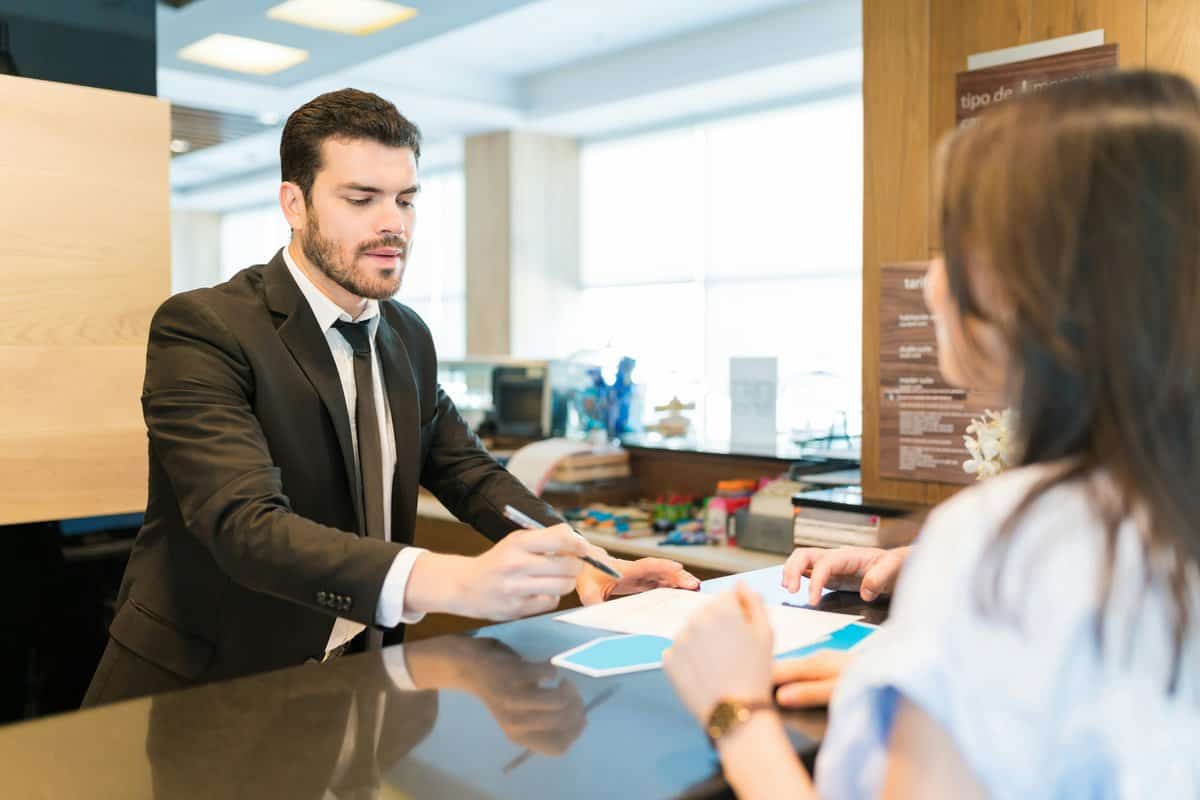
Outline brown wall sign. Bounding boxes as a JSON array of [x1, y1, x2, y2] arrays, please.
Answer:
[[878, 263, 1004, 484], [956, 43, 1119, 126]]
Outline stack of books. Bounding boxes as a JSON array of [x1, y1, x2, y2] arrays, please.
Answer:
[[549, 449, 631, 483], [541, 449, 639, 507], [790, 487, 912, 548]]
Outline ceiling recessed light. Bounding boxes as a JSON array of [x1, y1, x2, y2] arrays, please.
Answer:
[[177, 33, 308, 76], [169, 138, 191, 154], [267, 0, 418, 36]]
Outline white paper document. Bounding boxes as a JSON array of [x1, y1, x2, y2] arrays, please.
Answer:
[[555, 588, 859, 655]]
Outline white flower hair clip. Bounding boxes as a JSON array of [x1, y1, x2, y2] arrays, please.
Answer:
[[963, 408, 1013, 480]]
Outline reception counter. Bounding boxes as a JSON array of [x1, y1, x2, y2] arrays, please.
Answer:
[[0, 573, 883, 799]]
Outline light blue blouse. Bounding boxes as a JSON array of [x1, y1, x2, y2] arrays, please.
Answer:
[[815, 464, 1200, 799]]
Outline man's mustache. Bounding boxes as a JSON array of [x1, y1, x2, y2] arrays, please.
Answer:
[[358, 237, 408, 258]]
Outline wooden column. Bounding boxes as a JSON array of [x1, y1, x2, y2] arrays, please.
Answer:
[[0, 75, 169, 524], [464, 131, 580, 357]]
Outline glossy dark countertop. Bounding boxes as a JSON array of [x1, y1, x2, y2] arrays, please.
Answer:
[[0, 570, 884, 799]]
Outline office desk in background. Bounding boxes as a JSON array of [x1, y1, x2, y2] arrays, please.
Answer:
[[0, 571, 883, 800], [416, 494, 787, 576]]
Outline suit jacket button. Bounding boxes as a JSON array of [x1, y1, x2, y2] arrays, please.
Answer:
[[343, 598, 353, 611], [317, 591, 327, 605]]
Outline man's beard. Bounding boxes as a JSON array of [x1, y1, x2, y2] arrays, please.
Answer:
[[300, 207, 408, 301]]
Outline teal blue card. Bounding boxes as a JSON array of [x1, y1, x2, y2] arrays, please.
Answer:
[[552, 635, 673, 676], [775, 621, 876, 659], [552, 622, 877, 678]]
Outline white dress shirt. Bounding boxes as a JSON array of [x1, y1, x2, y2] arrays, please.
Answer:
[[282, 247, 427, 657]]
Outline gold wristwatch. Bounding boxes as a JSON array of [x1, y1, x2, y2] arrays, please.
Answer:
[[706, 698, 776, 741]]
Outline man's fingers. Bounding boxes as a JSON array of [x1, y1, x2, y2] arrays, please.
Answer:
[[513, 593, 560, 618], [574, 576, 606, 606], [512, 525, 590, 557], [632, 559, 700, 590], [511, 551, 585, 579], [638, 558, 685, 578], [508, 576, 578, 598], [775, 678, 838, 709]]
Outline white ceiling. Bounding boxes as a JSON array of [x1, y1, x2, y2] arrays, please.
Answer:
[[163, 0, 862, 211]]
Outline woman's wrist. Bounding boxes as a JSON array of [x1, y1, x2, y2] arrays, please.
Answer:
[[714, 705, 780, 756], [716, 709, 814, 799]]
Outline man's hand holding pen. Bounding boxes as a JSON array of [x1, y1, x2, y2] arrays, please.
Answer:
[[406, 524, 589, 621], [502, 504, 702, 605]]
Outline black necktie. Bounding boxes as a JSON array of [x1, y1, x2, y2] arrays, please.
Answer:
[[332, 319, 386, 543]]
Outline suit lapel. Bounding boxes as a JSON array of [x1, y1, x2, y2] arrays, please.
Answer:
[[261, 252, 365, 535], [374, 311, 421, 543]]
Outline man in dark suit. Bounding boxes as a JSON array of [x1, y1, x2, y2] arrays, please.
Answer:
[[83, 88, 697, 706]]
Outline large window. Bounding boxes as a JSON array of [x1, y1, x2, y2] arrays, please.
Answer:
[[571, 94, 863, 444], [217, 168, 466, 358]]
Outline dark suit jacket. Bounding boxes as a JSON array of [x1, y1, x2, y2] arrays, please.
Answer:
[[86, 251, 561, 703]]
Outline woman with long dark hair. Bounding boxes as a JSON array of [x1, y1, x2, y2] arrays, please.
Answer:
[[665, 70, 1200, 797]]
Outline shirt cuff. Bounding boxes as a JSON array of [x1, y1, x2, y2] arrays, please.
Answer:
[[375, 547, 429, 628]]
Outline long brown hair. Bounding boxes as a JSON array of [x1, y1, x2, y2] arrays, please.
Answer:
[[935, 71, 1200, 688]]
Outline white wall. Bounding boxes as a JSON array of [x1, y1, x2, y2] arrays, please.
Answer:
[[170, 209, 222, 294]]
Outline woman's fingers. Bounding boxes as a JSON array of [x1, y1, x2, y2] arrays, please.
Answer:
[[775, 677, 839, 708], [771, 650, 848, 684]]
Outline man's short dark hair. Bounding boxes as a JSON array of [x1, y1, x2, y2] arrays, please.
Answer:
[[280, 88, 422, 201]]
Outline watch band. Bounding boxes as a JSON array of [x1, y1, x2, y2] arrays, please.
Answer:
[[706, 698, 777, 741]]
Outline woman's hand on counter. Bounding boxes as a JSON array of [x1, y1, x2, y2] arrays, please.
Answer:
[[772, 650, 852, 708], [662, 582, 774, 724], [574, 546, 700, 605], [782, 545, 909, 605], [665, 583, 817, 800]]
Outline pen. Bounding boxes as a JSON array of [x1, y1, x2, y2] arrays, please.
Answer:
[[502, 504, 623, 580]]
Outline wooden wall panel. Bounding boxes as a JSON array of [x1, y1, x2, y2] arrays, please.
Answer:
[[1032, 0, 1146, 64], [862, 0, 944, 505], [0, 430, 148, 523], [1148, 0, 1200, 79], [929, 0, 1034, 156], [864, 0, 1161, 507], [0, 75, 169, 524]]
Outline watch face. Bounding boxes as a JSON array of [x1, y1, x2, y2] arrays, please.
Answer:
[[707, 701, 739, 739]]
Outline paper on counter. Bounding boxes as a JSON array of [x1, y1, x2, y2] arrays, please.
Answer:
[[701, 564, 830, 606], [555, 588, 858, 655]]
